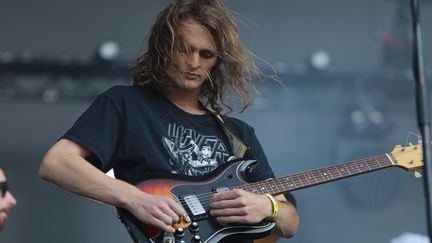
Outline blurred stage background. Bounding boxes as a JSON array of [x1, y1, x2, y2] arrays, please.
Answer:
[[0, 0, 431, 242]]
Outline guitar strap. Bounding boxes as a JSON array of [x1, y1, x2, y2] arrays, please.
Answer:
[[204, 105, 253, 160]]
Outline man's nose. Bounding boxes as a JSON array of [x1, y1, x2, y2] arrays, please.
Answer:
[[187, 52, 200, 69], [5, 192, 17, 207]]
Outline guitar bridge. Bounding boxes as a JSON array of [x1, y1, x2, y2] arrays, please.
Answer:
[[183, 195, 207, 220]]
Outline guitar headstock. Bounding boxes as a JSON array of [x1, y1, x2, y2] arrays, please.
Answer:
[[390, 143, 424, 171]]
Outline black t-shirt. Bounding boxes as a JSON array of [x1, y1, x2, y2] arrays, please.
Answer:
[[62, 85, 277, 183], [61, 85, 295, 242]]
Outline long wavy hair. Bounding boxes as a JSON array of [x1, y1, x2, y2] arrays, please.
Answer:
[[132, 0, 266, 113]]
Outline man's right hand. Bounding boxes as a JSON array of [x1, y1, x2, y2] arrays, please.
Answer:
[[126, 191, 187, 233]]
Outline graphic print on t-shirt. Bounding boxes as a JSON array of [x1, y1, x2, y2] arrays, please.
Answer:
[[162, 123, 230, 176]]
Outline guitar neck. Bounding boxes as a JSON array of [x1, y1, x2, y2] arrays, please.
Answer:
[[236, 154, 394, 195]]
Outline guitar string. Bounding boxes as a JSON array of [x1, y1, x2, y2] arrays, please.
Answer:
[[178, 158, 389, 207], [174, 156, 390, 213], [179, 164, 371, 211], [188, 156, 388, 200]]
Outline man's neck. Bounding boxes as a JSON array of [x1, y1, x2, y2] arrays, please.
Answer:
[[165, 89, 206, 115]]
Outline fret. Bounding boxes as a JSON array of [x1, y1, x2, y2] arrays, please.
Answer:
[[375, 157, 383, 168], [364, 159, 373, 170], [327, 166, 341, 179], [273, 178, 285, 194], [356, 160, 368, 172], [307, 173, 315, 186], [345, 164, 353, 175], [340, 164, 351, 176], [364, 160, 372, 170], [322, 168, 333, 181], [282, 178, 291, 191], [336, 164, 349, 177], [331, 166, 342, 179], [344, 163, 354, 175], [320, 169, 329, 182], [383, 157, 392, 166], [368, 159, 381, 170], [377, 157, 384, 166], [305, 172, 318, 185], [282, 176, 296, 190], [293, 174, 305, 188], [256, 184, 266, 194], [297, 173, 309, 187], [236, 153, 397, 195], [382, 155, 392, 166], [278, 178, 289, 192], [330, 167, 338, 179], [265, 179, 274, 194], [242, 184, 257, 194], [295, 173, 304, 187], [260, 181, 269, 194], [311, 170, 325, 183], [267, 180, 277, 194], [343, 163, 352, 175], [348, 162, 361, 174], [352, 162, 362, 174]]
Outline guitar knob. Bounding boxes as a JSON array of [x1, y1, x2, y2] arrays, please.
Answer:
[[189, 221, 200, 233], [175, 227, 185, 238], [191, 235, 201, 243]]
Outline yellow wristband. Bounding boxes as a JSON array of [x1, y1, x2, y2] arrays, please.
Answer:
[[264, 193, 279, 221]]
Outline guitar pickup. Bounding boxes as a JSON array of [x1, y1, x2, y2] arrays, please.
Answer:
[[183, 195, 207, 220]]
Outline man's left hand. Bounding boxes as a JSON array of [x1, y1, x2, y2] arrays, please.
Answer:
[[210, 189, 272, 224]]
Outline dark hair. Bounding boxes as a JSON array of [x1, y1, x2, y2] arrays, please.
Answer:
[[132, 0, 266, 113]]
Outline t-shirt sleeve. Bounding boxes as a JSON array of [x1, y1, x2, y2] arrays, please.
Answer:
[[61, 94, 122, 172], [245, 126, 297, 207]]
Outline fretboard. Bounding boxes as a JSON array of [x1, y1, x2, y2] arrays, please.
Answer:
[[236, 154, 394, 195]]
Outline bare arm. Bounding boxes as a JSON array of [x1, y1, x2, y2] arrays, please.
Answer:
[[271, 194, 299, 238], [39, 139, 186, 233]]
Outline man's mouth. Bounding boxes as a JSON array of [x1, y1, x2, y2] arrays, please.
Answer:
[[182, 72, 200, 79], [0, 211, 7, 220]]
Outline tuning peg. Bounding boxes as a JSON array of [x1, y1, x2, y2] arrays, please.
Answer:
[[414, 171, 422, 178]]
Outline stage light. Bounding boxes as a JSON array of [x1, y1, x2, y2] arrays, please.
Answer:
[[350, 110, 366, 125], [369, 110, 384, 125], [0, 51, 15, 63], [309, 50, 331, 71], [342, 102, 392, 138], [97, 40, 120, 62], [42, 88, 60, 103], [18, 52, 32, 63]]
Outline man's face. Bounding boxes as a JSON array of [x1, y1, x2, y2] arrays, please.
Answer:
[[168, 18, 218, 94], [0, 169, 17, 230]]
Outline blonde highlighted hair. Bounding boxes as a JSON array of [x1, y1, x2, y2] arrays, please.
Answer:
[[132, 0, 266, 113]]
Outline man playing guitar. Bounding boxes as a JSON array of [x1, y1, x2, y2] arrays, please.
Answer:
[[39, 0, 299, 242]]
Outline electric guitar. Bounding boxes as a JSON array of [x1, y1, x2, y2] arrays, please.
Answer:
[[117, 143, 424, 243]]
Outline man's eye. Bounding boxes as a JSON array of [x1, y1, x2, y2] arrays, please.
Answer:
[[200, 51, 215, 59], [0, 181, 8, 197]]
